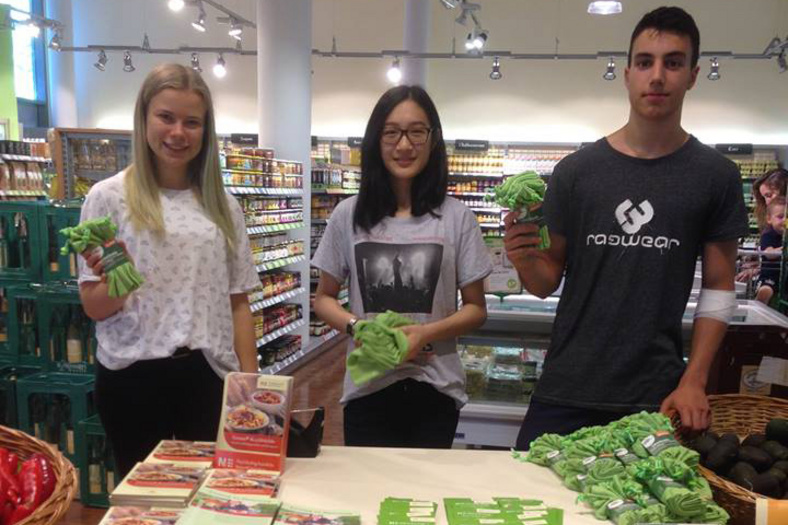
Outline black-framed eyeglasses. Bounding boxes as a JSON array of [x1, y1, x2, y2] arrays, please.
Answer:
[[381, 126, 433, 146]]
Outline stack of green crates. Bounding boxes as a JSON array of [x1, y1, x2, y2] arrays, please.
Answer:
[[0, 200, 111, 506], [76, 415, 116, 508]]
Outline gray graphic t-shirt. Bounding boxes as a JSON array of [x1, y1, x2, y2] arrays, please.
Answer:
[[311, 196, 493, 407], [536, 136, 749, 411]]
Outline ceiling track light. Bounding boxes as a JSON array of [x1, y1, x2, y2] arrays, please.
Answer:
[[142, 33, 151, 52], [603, 57, 616, 80], [439, 0, 459, 8], [228, 18, 243, 39], [213, 53, 227, 78], [455, 1, 480, 26], [489, 56, 502, 80], [191, 52, 203, 72], [168, 0, 185, 12], [465, 28, 487, 55], [778, 51, 787, 74], [387, 58, 402, 84], [192, 3, 207, 33], [94, 49, 108, 71], [123, 50, 136, 72], [588, 1, 623, 15], [48, 28, 62, 51], [707, 57, 720, 81]]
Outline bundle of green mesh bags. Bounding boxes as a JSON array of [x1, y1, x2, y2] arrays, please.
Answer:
[[513, 411, 729, 524]]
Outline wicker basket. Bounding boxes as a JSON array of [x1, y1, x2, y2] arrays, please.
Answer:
[[0, 425, 78, 525], [676, 394, 788, 525]]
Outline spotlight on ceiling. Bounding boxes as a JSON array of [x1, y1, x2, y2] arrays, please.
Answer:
[[168, 0, 185, 12], [123, 50, 136, 73], [707, 57, 720, 81], [387, 58, 402, 84], [213, 53, 227, 78], [94, 49, 108, 71], [228, 18, 243, 40], [48, 28, 62, 51], [489, 56, 502, 80], [439, 0, 459, 8], [191, 52, 203, 73], [587, 1, 622, 15], [191, 3, 207, 32], [603, 57, 616, 80]]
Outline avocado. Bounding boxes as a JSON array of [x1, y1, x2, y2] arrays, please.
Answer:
[[766, 467, 787, 486], [703, 439, 739, 475], [727, 461, 758, 490], [766, 419, 788, 446], [773, 460, 788, 473], [742, 434, 767, 448], [751, 472, 783, 498], [739, 445, 775, 472], [720, 433, 741, 445], [762, 440, 788, 462], [692, 435, 718, 458]]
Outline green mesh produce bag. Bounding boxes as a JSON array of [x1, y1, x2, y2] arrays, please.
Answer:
[[486, 171, 550, 249]]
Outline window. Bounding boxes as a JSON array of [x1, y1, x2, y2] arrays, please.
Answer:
[[3, 0, 37, 101]]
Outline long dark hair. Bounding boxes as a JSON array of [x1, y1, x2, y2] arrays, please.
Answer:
[[353, 85, 448, 232]]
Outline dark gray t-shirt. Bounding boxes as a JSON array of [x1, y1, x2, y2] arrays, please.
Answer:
[[535, 136, 749, 411]]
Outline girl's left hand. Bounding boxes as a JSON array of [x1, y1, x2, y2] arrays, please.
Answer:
[[400, 325, 433, 362]]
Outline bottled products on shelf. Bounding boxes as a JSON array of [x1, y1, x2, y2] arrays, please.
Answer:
[[459, 344, 544, 404], [447, 151, 505, 175], [221, 147, 304, 189], [253, 304, 303, 340], [251, 239, 304, 266], [258, 335, 301, 368], [250, 271, 302, 305], [504, 148, 574, 175]]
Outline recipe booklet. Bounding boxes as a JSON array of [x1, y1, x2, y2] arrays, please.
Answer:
[[178, 486, 281, 525], [110, 463, 206, 508], [201, 468, 281, 498], [274, 504, 361, 525], [145, 440, 216, 467], [214, 372, 294, 472], [97, 506, 184, 525]]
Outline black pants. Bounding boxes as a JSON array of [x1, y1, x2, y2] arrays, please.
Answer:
[[515, 398, 640, 451], [343, 378, 460, 448], [96, 350, 224, 479]]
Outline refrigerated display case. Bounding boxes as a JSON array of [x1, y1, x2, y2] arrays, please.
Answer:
[[454, 295, 788, 448]]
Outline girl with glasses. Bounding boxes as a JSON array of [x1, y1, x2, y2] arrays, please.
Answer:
[[312, 85, 492, 448]]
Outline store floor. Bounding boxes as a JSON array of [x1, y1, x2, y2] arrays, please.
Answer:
[[63, 335, 348, 524]]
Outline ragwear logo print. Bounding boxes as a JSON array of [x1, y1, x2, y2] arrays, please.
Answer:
[[615, 199, 654, 234], [586, 199, 682, 252]]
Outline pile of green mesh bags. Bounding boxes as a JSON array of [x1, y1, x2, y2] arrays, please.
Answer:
[[513, 412, 729, 525]]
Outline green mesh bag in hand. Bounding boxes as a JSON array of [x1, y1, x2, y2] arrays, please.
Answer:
[[60, 216, 144, 298], [486, 171, 550, 250], [346, 310, 414, 385]]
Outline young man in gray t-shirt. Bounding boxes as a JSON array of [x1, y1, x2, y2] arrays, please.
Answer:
[[504, 7, 748, 449]]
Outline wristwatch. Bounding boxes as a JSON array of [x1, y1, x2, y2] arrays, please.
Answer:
[[346, 317, 359, 336]]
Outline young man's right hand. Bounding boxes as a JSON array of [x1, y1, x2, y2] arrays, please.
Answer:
[[503, 211, 551, 268]]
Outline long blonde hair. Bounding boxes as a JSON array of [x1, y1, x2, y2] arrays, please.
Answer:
[[125, 63, 237, 251]]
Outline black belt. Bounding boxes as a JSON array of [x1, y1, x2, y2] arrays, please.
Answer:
[[171, 346, 194, 359]]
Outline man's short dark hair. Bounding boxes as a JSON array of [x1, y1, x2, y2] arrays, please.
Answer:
[[628, 7, 700, 68]]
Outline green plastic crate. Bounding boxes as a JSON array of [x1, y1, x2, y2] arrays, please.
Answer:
[[6, 283, 45, 367], [15, 372, 95, 463], [0, 201, 44, 282], [39, 202, 82, 283], [37, 282, 96, 374], [0, 365, 41, 427], [0, 279, 25, 358], [76, 414, 115, 508]]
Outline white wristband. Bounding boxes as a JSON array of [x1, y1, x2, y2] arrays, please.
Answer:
[[694, 288, 736, 324]]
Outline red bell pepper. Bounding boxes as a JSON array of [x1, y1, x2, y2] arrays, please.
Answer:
[[0, 450, 20, 506], [28, 454, 54, 502], [4, 453, 17, 477], [7, 460, 45, 525]]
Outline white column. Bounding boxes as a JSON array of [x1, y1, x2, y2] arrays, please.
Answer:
[[402, 0, 430, 87], [45, 0, 78, 127], [257, 0, 313, 349]]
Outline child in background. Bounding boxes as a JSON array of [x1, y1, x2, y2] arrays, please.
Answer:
[[755, 196, 786, 306]]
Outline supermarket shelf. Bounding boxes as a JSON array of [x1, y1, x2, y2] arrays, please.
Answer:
[[311, 219, 328, 224], [312, 187, 359, 195], [255, 254, 306, 272], [455, 401, 528, 448], [447, 192, 490, 197], [449, 172, 504, 179], [261, 329, 348, 375], [256, 318, 306, 347], [468, 207, 502, 213], [223, 168, 302, 177], [0, 190, 48, 198], [479, 223, 503, 229], [0, 154, 50, 163], [250, 287, 307, 313], [247, 222, 305, 235], [227, 186, 303, 196]]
